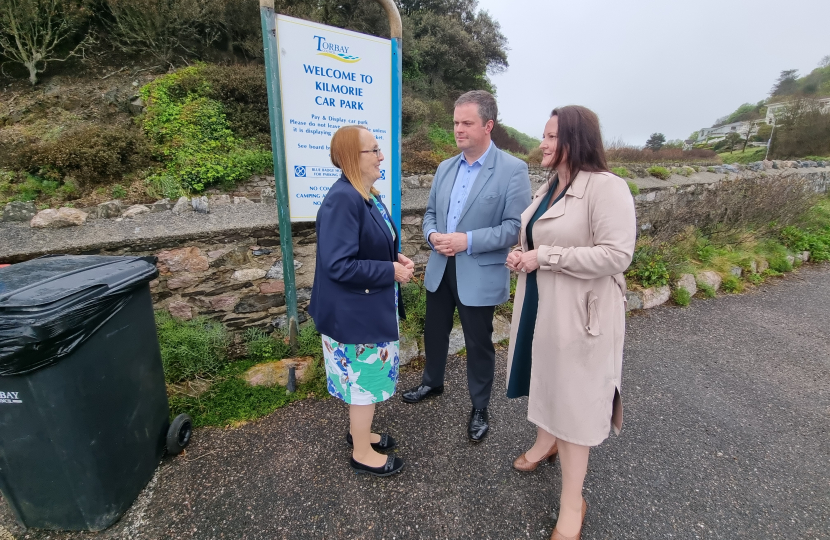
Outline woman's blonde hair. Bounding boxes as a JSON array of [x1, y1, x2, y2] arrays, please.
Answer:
[[330, 125, 380, 200]]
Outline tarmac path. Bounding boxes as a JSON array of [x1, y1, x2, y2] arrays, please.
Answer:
[[2, 265, 829, 540]]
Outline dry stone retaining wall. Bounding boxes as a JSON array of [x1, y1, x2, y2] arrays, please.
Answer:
[[2, 166, 828, 332]]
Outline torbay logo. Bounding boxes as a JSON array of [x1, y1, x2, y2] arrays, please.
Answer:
[[314, 35, 360, 63], [0, 391, 22, 404]]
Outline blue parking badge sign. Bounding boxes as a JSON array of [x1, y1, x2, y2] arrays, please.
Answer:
[[294, 166, 306, 177]]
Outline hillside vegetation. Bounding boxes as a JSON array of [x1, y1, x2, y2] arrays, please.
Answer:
[[0, 0, 537, 208], [696, 56, 830, 159]]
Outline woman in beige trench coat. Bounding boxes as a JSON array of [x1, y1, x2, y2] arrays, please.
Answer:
[[505, 105, 636, 540]]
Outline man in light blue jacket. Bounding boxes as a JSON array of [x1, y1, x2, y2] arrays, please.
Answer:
[[402, 90, 532, 442]]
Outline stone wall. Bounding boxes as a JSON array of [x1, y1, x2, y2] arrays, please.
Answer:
[[633, 167, 830, 238], [2, 164, 829, 331], [0, 198, 318, 331]]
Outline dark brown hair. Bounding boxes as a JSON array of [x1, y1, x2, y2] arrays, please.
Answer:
[[547, 105, 609, 190]]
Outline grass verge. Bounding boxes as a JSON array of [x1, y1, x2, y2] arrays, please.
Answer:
[[626, 196, 830, 297], [163, 318, 327, 428], [168, 356, 326, 428], [718, 147, 766, 164]]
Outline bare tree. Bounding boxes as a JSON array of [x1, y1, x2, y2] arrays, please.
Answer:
[[0, 0, 93, 85], [723, 132, 742, 154], [105, 0, 200, 64], [740, 121, 760, 153]]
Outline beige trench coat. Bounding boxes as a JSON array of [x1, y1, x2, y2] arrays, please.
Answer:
[[506, 170, 636, 446]]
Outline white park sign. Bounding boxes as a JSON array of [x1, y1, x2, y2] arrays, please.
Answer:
[[275, 15, 392, 221]]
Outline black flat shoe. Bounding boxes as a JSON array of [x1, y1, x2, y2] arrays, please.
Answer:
[[350, 455, 405, 477], [468, 407, 489, 442], [346, 432, 397, 451], [401, 384, 444, 403]]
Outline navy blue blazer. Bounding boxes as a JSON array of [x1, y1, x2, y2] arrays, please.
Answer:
[[308, 175, 405, 344]]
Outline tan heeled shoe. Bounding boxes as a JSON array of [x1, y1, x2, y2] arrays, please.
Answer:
[[550, 499, 587, 540], [512, 441, 558, 471]]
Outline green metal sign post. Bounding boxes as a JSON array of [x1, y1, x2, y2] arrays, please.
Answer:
[[259, 0, 300, 349], [259, 0, 402, 351]]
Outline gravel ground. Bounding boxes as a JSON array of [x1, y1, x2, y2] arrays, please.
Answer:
[[1, 265, 829, 540]]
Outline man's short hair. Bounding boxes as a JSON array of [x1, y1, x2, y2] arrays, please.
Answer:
[[454, 90, 497, 126]]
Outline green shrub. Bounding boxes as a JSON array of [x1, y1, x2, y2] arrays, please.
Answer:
[[674, 166, 696, 177], [243, 327, 291, 361], [747, 273, 763, 285], [647, 166, 671, 180], [19, 175, 57, 201], [495, 275, 517, 318], [140, 65, 272, 192], [12, 125, 148, 185], [697, 283, 716, 298], [200, 64, 270, 141], [163, 145, 272, 193], [0, 173, 77, 204], [243, 323, 323, 362], [768, 254, 793, 273], [695, 238, 716, 264], [167, 321, 328, 428], [427, 124, 455, 148], [294, 322, 326, 360], [400, 280, 428, 339], [611, 166, 633, 178], [721, 275, 744, 293], [781, 225, 830, 262], [627, 181, 639, 196], [111, 184, 128, 199], [672, 287, 691, 306], [155, 311, 230, 384], [626, 242, 670, 287], [146, 173, 186, 200], [168, 355, 326, 427], [402, 96, 430, 132]]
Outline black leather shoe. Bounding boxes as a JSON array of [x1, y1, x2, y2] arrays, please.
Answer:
[[401, 384, 444, 403], [468, 408, 489, 442], [350, 455, 405, 477], [346, 432, 397, 451]]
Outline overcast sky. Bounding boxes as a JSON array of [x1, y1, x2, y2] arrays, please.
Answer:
[[476, 0, 830, 146]]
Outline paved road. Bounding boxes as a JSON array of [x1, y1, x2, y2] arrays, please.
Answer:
[[2, 266, 829, 540]]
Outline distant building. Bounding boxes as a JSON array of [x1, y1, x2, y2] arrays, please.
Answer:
[[692, 96, 830, 146], [697, 120, 761, 143], [766, 97, 830, 124]]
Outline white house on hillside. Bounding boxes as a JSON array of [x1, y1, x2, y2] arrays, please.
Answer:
[[697, 120, 760, 143], [766, 97, 830, 123], [693, 96, 830, 146]]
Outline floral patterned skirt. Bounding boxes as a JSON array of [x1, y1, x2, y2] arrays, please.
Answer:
[[322, 336, 400, 405]]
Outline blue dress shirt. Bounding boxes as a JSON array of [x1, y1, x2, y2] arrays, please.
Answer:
[[427, 142, 493, 254]]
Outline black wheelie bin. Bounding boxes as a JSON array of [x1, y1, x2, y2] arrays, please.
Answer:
[[0, 255, 191, 531]]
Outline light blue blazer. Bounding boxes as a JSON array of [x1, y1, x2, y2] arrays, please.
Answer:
[[422, 146, 532, 306]]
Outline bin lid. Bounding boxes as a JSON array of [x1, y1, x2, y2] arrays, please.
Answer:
[[0, 255, 158, 310], [0, 255, 159, 376]]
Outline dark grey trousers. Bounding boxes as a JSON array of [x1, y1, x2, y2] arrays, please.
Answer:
[[421, 257, 496, 409]]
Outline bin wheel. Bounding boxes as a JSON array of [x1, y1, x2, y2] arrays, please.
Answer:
[[167, 414, 192, 455]]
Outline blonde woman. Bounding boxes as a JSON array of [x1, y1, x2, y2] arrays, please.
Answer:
[[308, 125, 414, 476], [505, 106, 636, 539]]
